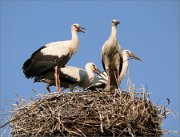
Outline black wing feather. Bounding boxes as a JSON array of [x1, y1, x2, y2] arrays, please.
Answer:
[[22, 45, 70, 79], [23, 46, 45, 70], [119, 51, 123, 75], [34, 68, 77, 85], [101, 54, 106, 71]]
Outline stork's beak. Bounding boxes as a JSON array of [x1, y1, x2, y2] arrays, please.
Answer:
[[129, 53, 142, 61], [116, 21, 120, 25], [99, 71, 107, 77], [79, 27, 85, 33], [93, 67, 103, 76]]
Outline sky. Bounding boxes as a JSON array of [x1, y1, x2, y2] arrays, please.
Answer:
[[0, 0, 180, 136]]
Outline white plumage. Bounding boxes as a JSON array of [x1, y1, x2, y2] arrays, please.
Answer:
[[41, 42, 70, 57], [101, 19, 123, 90], [89, 50, 141, 90], [119, 50, 142, 83], [34, 62, 101, 92], [23, 23, 85, 93]]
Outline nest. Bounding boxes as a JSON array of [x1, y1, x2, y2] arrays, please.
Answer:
[[9, 90, 168, 137]]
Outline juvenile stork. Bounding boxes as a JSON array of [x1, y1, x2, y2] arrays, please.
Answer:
[[119, 50, 142, 83], [88, 50, 141, 90], [22, 23, 85, 93], [34, 62, 101, 92], [101, 19, 123, 90]]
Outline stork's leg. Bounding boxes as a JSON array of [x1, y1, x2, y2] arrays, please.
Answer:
[[106, 69, 110, 86], [118, 73, 121, 86], [57, 70, 60, 93], [114, 71, 119, 88], [105, 69, 111, 91], [54, 66, 61, 93], [46, 84, 52, 93]]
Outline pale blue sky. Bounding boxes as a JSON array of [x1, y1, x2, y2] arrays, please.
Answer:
[[0, 0, 180, 135]]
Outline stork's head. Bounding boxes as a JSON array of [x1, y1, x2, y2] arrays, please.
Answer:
[[86, 62, 99, 73], [123, 50, 142, 61], [112, 19, 120, 27], [72, 23, 85, 33]]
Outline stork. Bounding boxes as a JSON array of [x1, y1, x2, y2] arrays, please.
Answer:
[[88, 50, 141, 90], [87, 71, 108, 91], [119, 49, 141, 83], [101, 19, 123, 91], [22, 23, 85, 93], [34, 62, 101, 92]]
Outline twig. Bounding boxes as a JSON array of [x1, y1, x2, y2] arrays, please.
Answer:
[[75, 127, 87, 137], [0, 98, 44, 128]]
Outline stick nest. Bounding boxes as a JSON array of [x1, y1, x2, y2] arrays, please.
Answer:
[[10, 90, 168, 137]]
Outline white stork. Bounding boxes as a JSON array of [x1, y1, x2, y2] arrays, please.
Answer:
[[34, 62, 101, 92], [119, 49, 141, 83], [88, 50, 141, 90], [101, 19, 123, 91], [22, 23, 85, 93]]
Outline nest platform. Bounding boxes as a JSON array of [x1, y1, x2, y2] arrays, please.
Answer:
[[10, 90, 168, 136]]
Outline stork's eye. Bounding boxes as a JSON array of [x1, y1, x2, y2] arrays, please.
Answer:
[[92, 64, 96, 69], [73, 25, 77, 28]]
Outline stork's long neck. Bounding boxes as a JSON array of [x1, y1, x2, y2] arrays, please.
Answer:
[[85, 67, 95, 85], [120, 54, 129, 81], [110, 26, 117, 41], [71, 30, 79, 54]]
